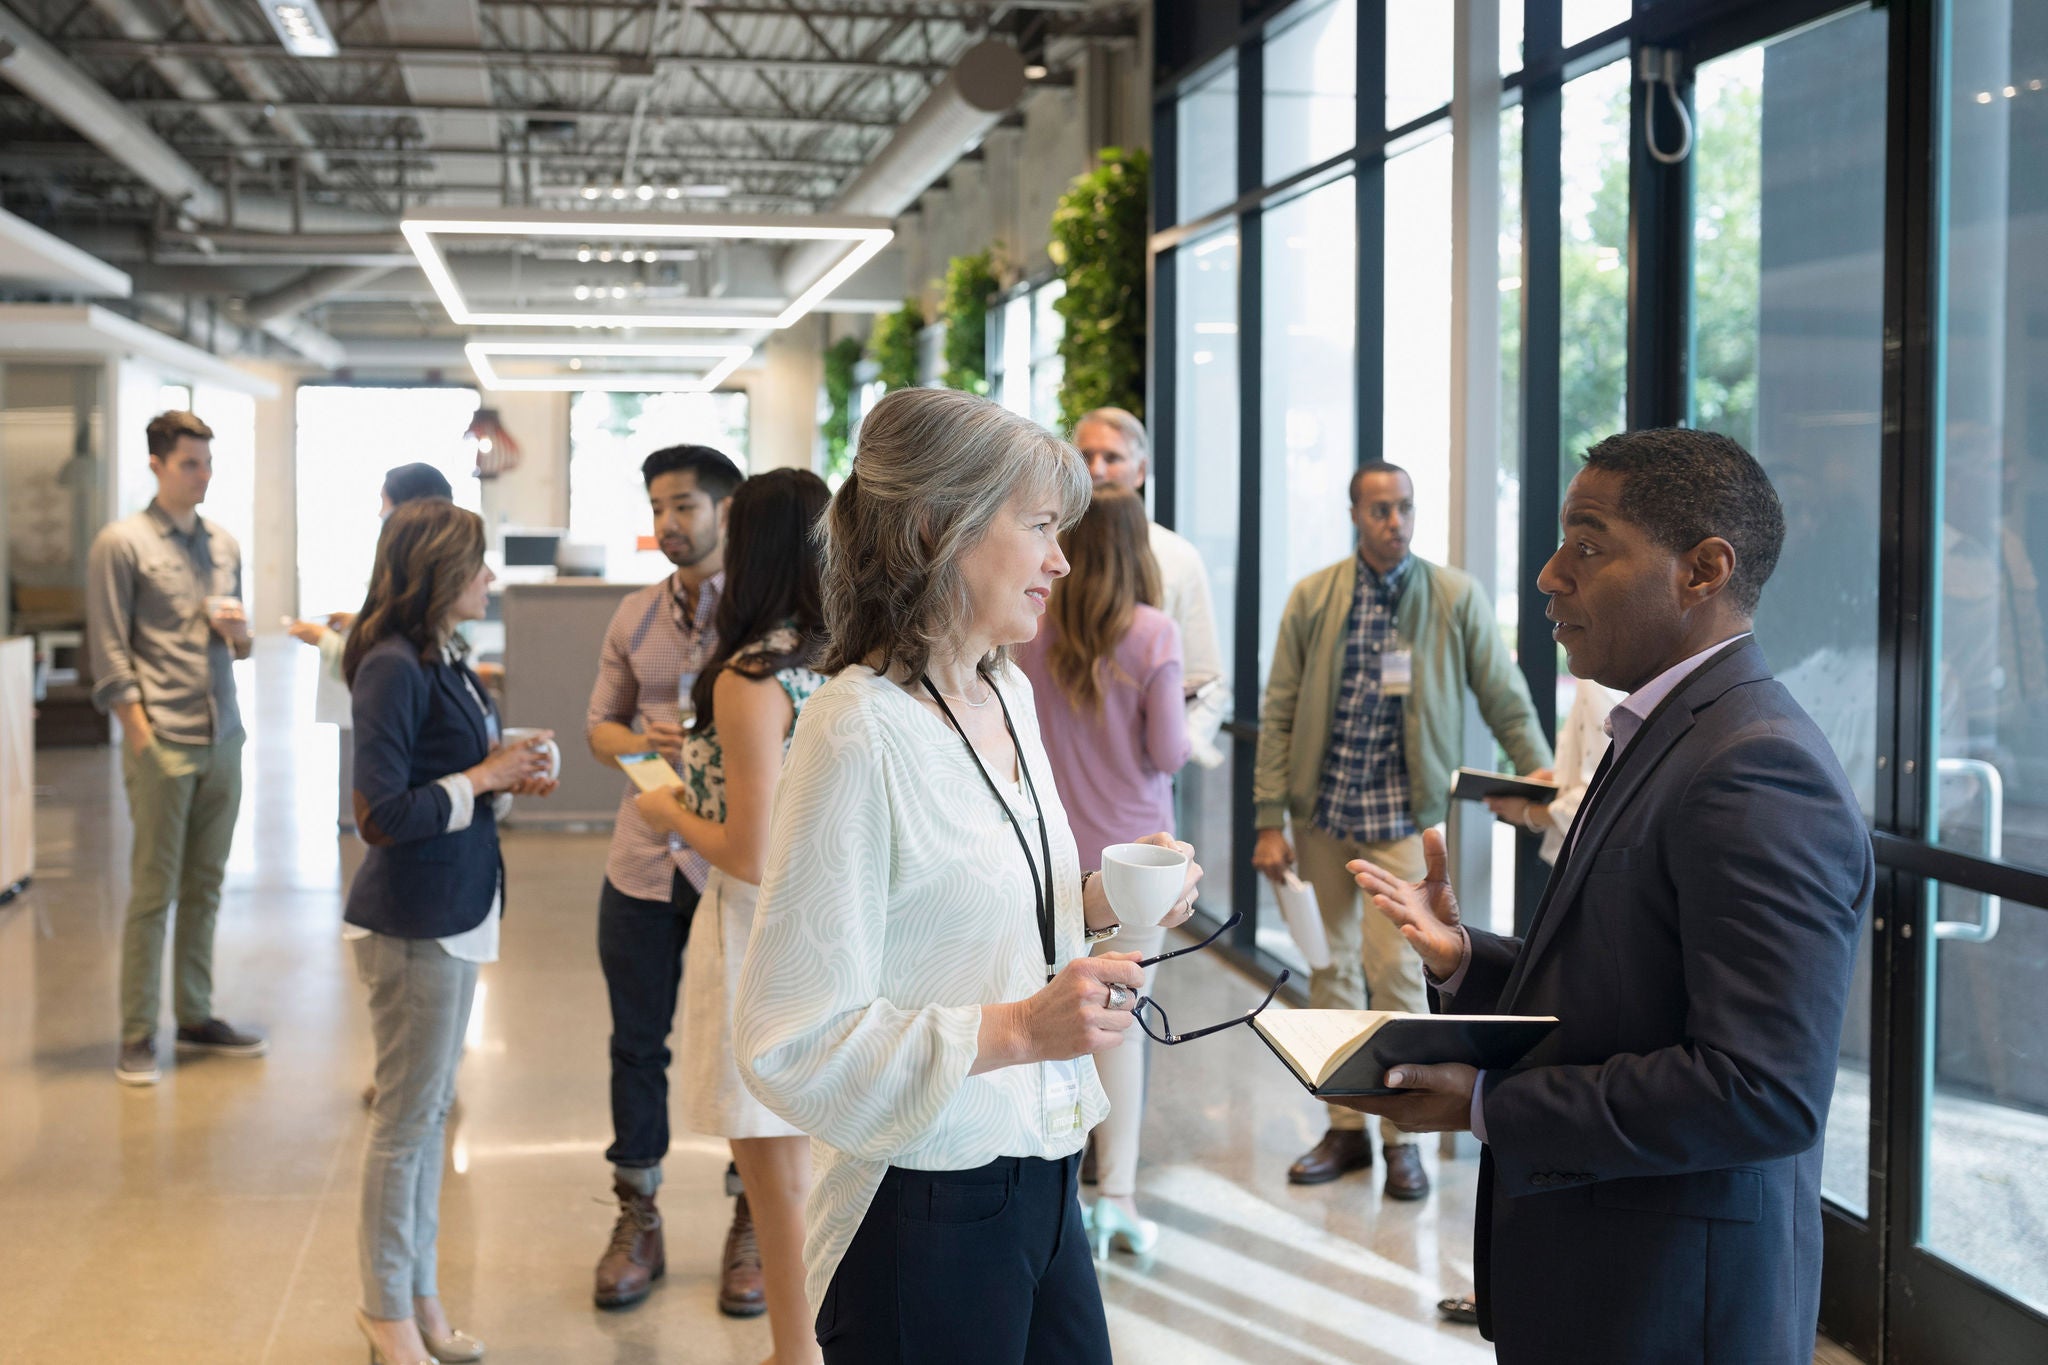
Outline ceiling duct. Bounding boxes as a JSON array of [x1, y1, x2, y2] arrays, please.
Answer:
[[0, 4, 223, 218], [86, 0, 264, 167], [242, 264, 394, 326], [779, 39, 1026, 299]]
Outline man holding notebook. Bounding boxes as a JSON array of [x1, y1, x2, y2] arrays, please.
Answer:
[[1345, 429, 1870, 1364], [1252, 461, 1550, 1199]]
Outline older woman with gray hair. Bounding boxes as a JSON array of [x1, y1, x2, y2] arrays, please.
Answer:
[[735, 388, 1205, 1363]]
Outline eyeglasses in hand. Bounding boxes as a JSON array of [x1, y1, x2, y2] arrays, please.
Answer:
[[1125, 910, 1290, 1045]]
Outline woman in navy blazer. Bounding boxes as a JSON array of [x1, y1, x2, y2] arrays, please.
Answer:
[[341, 500, 556, 1365]]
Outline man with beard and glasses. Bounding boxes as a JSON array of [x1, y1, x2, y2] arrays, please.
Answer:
[[582, 444, 763, 1315]]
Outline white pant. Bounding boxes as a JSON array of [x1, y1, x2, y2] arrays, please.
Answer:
[[1089, 918, 1166, 1197]]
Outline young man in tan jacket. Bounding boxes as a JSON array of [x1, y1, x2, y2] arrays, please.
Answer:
[[1252, 462, 1550, 1199]]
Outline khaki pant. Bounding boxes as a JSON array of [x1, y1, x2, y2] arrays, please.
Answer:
[[1295, 826, 1428, 1142], [119, 732, 244, 1041]]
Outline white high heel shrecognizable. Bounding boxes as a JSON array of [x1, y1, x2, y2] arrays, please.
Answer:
[[353, 1308, 436, 1365], [418, 1320, 485, 1363], [1087, 1197, 1159, 1259]]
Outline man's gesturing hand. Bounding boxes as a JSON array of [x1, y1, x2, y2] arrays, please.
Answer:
[[1347, 827, 1464, 980]]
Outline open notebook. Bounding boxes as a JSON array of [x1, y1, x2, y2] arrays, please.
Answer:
[[1252, 1009, 1559, 1097]]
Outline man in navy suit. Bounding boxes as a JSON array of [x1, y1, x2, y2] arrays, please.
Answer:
[[1346, 428, 1871, 1364]]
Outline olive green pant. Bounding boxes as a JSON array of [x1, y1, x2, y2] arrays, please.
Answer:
[[1294, 826, 1429, 1143], [119, 732, 244, 1042]]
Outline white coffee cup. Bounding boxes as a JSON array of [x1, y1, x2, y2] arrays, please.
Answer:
[[204, 595, 249, 640], [499, 726, 561, 781], [1101, 842, 1190, 928]]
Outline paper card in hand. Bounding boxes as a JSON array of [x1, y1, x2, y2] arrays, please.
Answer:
[[1452, 767, 1561, 804], [1252, 1009, 1559, 1097], [618, 751, 684, 794]]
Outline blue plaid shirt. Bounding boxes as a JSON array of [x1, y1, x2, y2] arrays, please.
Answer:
[[1312, 555, 1417, 843]]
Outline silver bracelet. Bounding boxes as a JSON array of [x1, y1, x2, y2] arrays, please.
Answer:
[[1521, 805, 1546, 833], [1080, 870, 1119, 943]]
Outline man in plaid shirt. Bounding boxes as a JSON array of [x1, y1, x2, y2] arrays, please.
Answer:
[[1253, 462, 1551, 1201], [582, 444, 764, 1315]]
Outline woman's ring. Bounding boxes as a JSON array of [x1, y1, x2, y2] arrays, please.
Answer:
[[1106, 982, 1133, 1011]]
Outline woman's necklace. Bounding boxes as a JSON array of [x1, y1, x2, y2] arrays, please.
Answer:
[[933, 680, 994, 708]]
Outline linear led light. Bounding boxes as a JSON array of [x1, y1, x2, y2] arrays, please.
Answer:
[[465, 340, 754, 393], [402, 210, 893, 331], [265, 2, 338, 58]]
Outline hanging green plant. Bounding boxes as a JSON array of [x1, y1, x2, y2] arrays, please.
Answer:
[[1050, 147, 1149, 428], [869, 298, 925, 393], [821, 335, 863, 480], [940, 250, 999, 394]]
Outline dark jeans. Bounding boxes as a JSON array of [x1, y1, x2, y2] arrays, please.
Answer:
[[814, 1155, 1111, 1365], [597, 873, 700, 1168]]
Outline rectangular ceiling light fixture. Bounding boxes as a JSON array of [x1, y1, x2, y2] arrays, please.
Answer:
[[464, 339, 754, 393], [266, 2, 338, 58], [402, 209, 893, 331]]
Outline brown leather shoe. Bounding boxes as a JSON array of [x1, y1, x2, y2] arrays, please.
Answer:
[[594, 1180, 665, 1309], [717, 1193, 766, 1318], [1287, 1127, 1374, 1185], [1383, 1142, 1431, 1200]]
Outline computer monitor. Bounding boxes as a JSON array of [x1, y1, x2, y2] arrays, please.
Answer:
[[502, 531, 563, 568]]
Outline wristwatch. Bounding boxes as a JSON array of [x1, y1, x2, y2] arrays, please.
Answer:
[[1081, 870, 1120, 943]]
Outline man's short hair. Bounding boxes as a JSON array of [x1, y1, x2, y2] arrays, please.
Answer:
[[1075, 407, 1149, 459], [1581, 428, 1786, 616], [1349, 461, 1410, 503], [382, 462, 454, 506], [146, 410, 214, 458], [641, 443, 743, 500]]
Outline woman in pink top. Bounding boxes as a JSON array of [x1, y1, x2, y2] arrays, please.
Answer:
[[1018, 481, 1191, 1256]]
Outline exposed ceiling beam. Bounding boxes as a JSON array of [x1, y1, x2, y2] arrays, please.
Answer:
[[478, 0, 1100, 13], [105, 98, 900, 130], [0, 141, 864, 174], [62, 39, 946, 79]]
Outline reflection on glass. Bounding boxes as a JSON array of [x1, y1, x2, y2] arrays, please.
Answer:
[[1824, 914, 1874, 1217], [2, 366, 104, 644], [296, 387, 484, 616], [1386, 0, 1453, 128], [1259, 179, 1357, 693], [1561, 0, 1631, 48], [1932, 0, 2048, 880], [1178, 57, 1239, 223], [1925, 885, 2048, 1313], [1502, 0, 1524, 75], [1559, 59, 1630, 473], [567, 389, 751, 582], [1174, 228, 1241, 926], [1266, 0, 1356, 184], [1383, 131, 1453, 566], [1176, 229, 1241, 683], [1922, 0, 2048, 1318]]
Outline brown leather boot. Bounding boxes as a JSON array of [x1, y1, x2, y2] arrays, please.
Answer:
[[717, 1193, 766, 1318], [594, 1180, 665, 1309], [1287, 1127, 1375, 1185]]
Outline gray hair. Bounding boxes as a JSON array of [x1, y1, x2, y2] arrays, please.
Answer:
[[821, 388, 1091, 678], [1075, 406, 1149, 460]]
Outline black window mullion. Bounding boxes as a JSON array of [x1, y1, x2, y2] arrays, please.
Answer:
[[1625, 27, 1693, 428], [1514, 0, 1565, 933], [1232, 33, 1265, 956], [1356, 1, 1386, 461]]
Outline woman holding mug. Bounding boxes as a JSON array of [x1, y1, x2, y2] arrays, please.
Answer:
[[632, 468, 832, 1365], [342, 500, 557, 1365], [735, 388, 1202, 1364], [1017, 481, 1191, 1256]]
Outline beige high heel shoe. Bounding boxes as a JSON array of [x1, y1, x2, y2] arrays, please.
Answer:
[[417, 1319, 485, 1363], [353, 1308, 436, 1365]]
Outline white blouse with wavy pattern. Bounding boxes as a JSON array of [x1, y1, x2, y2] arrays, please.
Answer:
[[734, 663, 1110, 1310]]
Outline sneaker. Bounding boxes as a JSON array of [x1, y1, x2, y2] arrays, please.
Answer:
[[174, 1018, 268, 1057], [116, 1036, 160, 1086]]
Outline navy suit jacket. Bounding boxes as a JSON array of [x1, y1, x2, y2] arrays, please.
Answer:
[[343, 634, 503, 939], [1455, 638, 1871, 1364]]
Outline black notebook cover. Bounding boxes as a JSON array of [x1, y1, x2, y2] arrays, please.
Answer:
[[1256, 1015, 1561, 1097], [1452, 767, 1561, 804]]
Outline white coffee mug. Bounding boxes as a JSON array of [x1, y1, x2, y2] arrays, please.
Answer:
[[499, 726, 561, 781], [1101, 842, 1190, 928], [204, 595, 249, 640]]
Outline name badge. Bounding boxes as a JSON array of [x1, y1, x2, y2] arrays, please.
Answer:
[[1043, 1061, 1083, 1141], [1380, 648, 1414, 697]]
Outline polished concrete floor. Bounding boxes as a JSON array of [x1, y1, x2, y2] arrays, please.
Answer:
[[0, 643, 1851, 1364]]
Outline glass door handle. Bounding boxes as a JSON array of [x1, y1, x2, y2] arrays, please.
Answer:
[[1933, 757, 2004, 943]]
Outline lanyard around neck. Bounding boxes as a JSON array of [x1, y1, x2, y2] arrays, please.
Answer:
[[922, 671, 1058, 982]]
